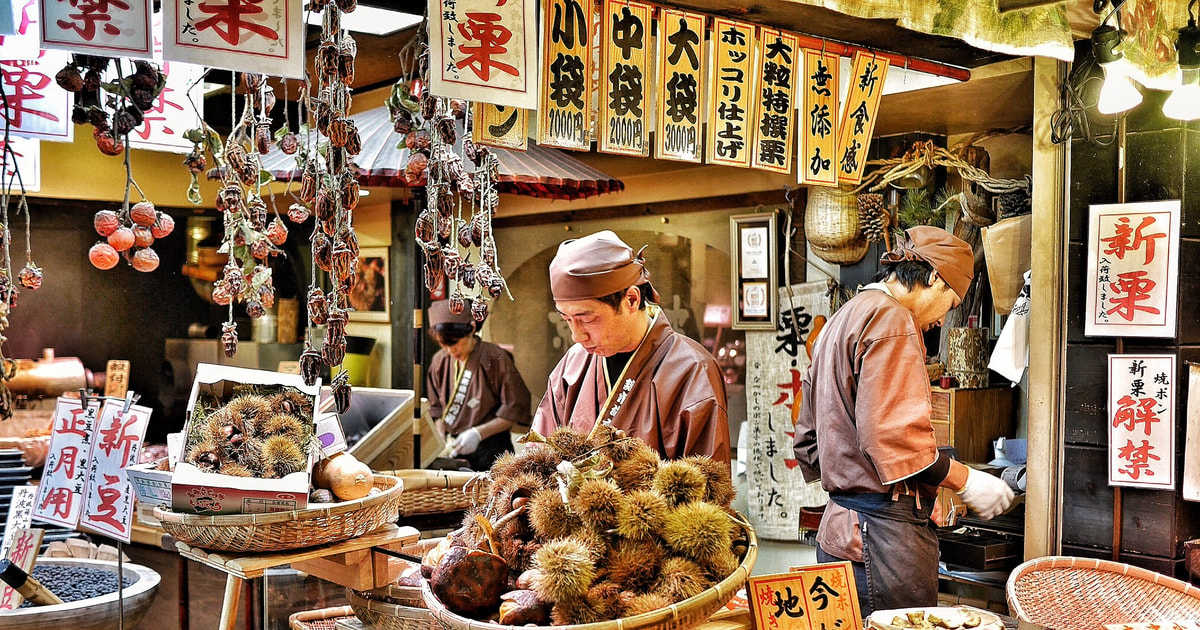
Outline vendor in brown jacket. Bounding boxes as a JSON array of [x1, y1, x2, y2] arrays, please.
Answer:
[[532, 230, 730, 464], [427, 299, 531, 471], [793, 226, 1013, 616]]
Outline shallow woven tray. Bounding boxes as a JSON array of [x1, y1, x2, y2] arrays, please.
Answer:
[[154, 474, 403, 552], [422, 514, 758, 630], [386, 470, 488, 517], [290, 605, 356, 630], [349, 587, 436, 630], [1007, 556, 1200, 630]]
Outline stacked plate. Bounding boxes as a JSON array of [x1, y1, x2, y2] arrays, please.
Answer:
[[0, 448, 76, 550]]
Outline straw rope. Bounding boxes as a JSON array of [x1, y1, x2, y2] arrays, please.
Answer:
[[849, 140, 1030, 196]]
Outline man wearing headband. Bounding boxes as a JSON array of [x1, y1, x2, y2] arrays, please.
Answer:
[[793, 226, 1013, 616], [533, 230, 730, 464], [427, 298, 531, 471]]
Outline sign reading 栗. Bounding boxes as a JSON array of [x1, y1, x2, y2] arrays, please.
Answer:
[[654, 8, 704, 163], [163, 0, 306, 78], [429, 0, 539, 109], [38, 0, 152, 59], [799, 49, 840, 187], [750, 28, 797, 174], [598, 0, 650, 157], [836, 51, 888, 185], [537, 0, 591, 150], [706, 18, 756, 169]]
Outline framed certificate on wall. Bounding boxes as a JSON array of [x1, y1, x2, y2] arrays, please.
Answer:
[[730, 211, 778, 330]]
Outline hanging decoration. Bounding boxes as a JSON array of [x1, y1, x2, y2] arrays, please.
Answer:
[[706, 17, 756, 169], [598, 0, 651, 157], [162, 0, 306, 79], [750, 28, 797, 174], [836, 51, 888, 185], [799, 48, 839, 187], [537, 0, 590, 151]]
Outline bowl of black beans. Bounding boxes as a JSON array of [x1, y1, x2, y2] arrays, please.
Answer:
[[0, 558, 160, 629]]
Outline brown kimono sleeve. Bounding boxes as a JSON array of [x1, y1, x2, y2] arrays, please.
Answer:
[[532, 359, 568, 437], [853, 332, 939, 485], [492, 349, 532, 428], [793, 367, 820, 484], [426, 352, 449, 420]]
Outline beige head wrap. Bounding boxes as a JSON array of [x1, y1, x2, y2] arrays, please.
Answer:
[[879, 226, 974, 299]]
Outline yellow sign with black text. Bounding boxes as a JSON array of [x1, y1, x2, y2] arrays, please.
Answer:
[[473, 103, 528, 150], [538, 0, 592, 150], [706, 18, 756, 169], [655, 8, 705, 163], [599, 0, 652, 156], [836, 51, 889, 185], [799, 50, 840, 187], [750, 28, 798, 174]]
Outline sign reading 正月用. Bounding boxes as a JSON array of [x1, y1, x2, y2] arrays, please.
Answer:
[[163, 0, 304, 79], [429, 0, 538, 110], [598, 0, 650, 157], [654, 8, 704, 163], [750, 28, 797, 175], [1108, 354, 1174, 490], [1085, 200, 1180, 338], [746, 562, 861, 630], [706, 18, 756, 169], [473, 102, 528, 150], [799, 49, 840, 187], [537, 0, 591, 150], [33, 396, 103, 529], [79, 398, 151, 542], [38, 0, 152, 59], [836, 51, 888, 185]]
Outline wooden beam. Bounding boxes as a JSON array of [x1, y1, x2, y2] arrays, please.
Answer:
[[492, 190, 788, 229], [997, 0, 1062, 11]]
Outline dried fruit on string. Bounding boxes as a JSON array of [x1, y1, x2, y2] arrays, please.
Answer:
[[332, 247, 356, 282], [472, 299, 489, 322], [318, 216, 338, 237], [317, 42, 339, 80], [336, 0, 357, 13], [313, 190, 335, 223], [308, 287, 328, 325], [131, 247, 159, 272], [242, 72, 264, 93], [206, 166, 227, 181], [300, 164, 319, 203], [87, 108, 109, 129], [17, 264, 42, 290], [421, 94, 438, 120], [405, 129, 430, 151], [437, 214, 454, 241], [456, 219, 472, 249], [261, 87, 277, 113], [288, 203, 311, 223], [470, 216, 484, 247], [482, 243, 497, 267], [423, 263, 441, 290], [108, 227, 135, 252], [393, 111, 414, 135], [113, 107, 141, 135], [151, 213, 175, 239], [266, 217, 288, 245], [279, 133, 299, 155], [94, 210, 120, 237], [71, 105, 89, 125], [221, 322, 239, 358], [314, 233, 334, 272], [340, 176, 360, 211], [300, 345, 323, 386], [331, 369, 352, 414], [259, 283, 276, 309], [328, 146, 348, 173], [217, 185, 243, 212], [443, 247, 461, 279], [338, 37, 356, 84], [405, 153, 428, 185], [344, 122, 362, 156], [255, 121, 272, 155], [436, 116, 457, 144], [55, 65, 84, 92], [224, 142, 248, 175], [223, 262, 246, 295], [449, 99, 468, 119], [328, 117, 351, 148], [323, 329, 346, 366], [248, 198, 268, 229], [251, 238, 271, 261], [458, 263, 476, 289], [130, 201, 157, 226], [449, 293, 466, 315], [94, 129, 123, 156], [321, 3, 341, 32], [83, 68, 102, 91], [246, 300, 265, 319], [457, 172, 475, 197], [212, 281, 233, 306], [183, 149, 206, 174], [133, 226, 154, 248], [488, 277, 504, 299]]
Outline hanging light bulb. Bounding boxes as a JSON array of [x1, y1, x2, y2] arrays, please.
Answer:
[[1164, 20, 1200, 121], [1092, 24, 1143, 115]]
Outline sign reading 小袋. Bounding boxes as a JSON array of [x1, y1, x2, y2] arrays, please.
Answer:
[[654, 8, 704, 163], [1085, 200, 1180, 338], [799, 49, 839, 187], [163, 0, 304, 79], [38, 0, 151, 58], [428, 0, 539, 109], [1109, 354, 1174, 490], [598, 0, 650, 157], [750, 28, 797, 174], [537, 0, 590, 150], [706, 18, 756, 169]]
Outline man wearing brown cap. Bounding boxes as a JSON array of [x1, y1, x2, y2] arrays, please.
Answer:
[[533, 230, 730, 464], [793, 226, 1013, 616], [426, 299, 531, 471]]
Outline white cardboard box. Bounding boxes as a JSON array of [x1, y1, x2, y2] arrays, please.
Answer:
[[126, 458, 173, 505]]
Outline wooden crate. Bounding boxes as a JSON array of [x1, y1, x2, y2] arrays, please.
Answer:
[[320, 388, 416, 471], [929, 385, 1016, 464]]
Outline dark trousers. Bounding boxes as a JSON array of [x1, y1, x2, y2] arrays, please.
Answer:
[[462, 431, 512, 472]]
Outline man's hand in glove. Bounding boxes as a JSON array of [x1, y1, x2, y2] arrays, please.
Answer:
[[956, 467, 1014, 519], [450, 427, 482, 457]]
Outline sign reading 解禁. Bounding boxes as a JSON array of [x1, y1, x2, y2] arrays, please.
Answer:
[[1108, 354, 1174, 490]]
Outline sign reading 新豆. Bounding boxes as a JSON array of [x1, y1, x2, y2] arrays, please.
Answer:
[[473, 102, 528, 150], [747, 562, 861, 630], [0, 528, 43, 611], [836, 51, 888, 185], [750, 28, 797, 175], [79, 398, 150, 542], [1086, 200, 1180, 338], [799, 49, 839, 187], [429, 0, 538, 110], [1108, 354, 1174, 490], [38, 0, 151, 59], [163, 0, 304, 79], [706, 18, 756, 169], [598, 0, 650, 157], [654, 8, 704, 163], [537, 0, 590, 150]]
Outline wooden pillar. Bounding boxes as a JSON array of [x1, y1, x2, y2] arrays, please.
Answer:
[[389, 195, 419, 391]]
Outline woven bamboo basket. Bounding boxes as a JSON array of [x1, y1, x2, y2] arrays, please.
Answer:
[[349, 588, 436, 630], [384, 470, 488, 517], [289, 605, 357, 630], [1007, 556, 1200, 630], [153, 474, 403, 552], [805, 186, 869, 265], [421, 515, 758, 630]]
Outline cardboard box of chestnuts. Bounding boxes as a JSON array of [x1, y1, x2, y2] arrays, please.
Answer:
[[171, 363, 321, 515]]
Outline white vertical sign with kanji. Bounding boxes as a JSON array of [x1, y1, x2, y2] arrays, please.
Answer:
[[745, 282, 830, 540], [0, 136, 40, 191], [1108, 354, 1174, 489], [0, 0, 41, 59], [121, 11, 203, 153], [33, 396, 102, 528], [0, 486, 37, 558], [0, 51, 74, 141], [163, 0, 304, 78], [39, 0, 152, 58], [79, 399, 150, 542], [1086, 200, 1180, 338], [0, 528, 43, 611], [428, 0, 538, 109]]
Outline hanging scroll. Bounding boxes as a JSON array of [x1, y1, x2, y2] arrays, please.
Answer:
[[428, 0, 538, 109], [836, 51, 888, 185], [598, 0, 650, 156], [799, 49, 839, 187], [654, 8, 703, 163], [473, 102, 528, 150], [706, 18, 756, 168], [750, 28, 797, 174], [39, 0, 151, 59], [537, 0, 590, 150]]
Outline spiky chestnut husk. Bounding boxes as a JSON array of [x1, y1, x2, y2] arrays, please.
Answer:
[[222, 395, 273, 433], [585, 581, 633, 620], [653, 460, 707, 507], [681, 455, 737, 508], [615, 490, 669, 541], [604, 538, 664, 591], [611, 445, 660, 492], [490, 447, 563, 482], [528, 487, 582, 540], [551, 594, 605, 626], [532, 537, 596, 602], [661, 501, 734, 566], [701, 547, 740, 582], [261, 435, 306, 478], [574, 478, 624, 532], [497, 535, 542, 578], [186, 438, 223, 472], [627, 593, 673, 616], [269, 389, 314, 418], [545, 427, 594, 462], [219, 462, 254, 478], [653, 557, 712, 603], [259, 412, 308, 444]]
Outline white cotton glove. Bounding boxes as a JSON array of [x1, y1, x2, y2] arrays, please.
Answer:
[[450, 428, 482, 457], [956, 467, 1014, 519]]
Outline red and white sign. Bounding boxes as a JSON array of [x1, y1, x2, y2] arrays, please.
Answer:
[[0, 528, 42, 611], [429, 0, 539, 109], [163, 0, 304, 78], [39, 0, 152, 58], [33, 396, 103, 529], [0, 486, 37, 558], [1, 50, 74, 142], [1086, 200, 1180, 338], [79, 399, 150, 542], [0, 136, 41, 192], [0, 0, 41, 59], [1109, 354, 1175, 490], [118, 11, 204, 153]]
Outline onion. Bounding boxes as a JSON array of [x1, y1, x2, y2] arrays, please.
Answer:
[[313, 452, 373, 500]]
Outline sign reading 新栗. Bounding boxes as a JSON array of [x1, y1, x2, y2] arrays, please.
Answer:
[[1085, 200, 1180, 338]]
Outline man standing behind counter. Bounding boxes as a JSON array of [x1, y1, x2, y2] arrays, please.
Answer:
[[793, 226, 1013, 617], [532, 230, 730, 465]]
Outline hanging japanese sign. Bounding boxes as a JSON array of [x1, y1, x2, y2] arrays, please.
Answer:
[[1, 51, 73, 141], [0, 528, 43, 611], [750, 28, 797, 174], [0, 0, 41, 59], [836, 51, 888, 185], [0, 136, 40, 192], [747, 562, 861, 630], [537, 0, 590, 150], [1108, 354, 1175, 490], [126, 11, 204, 153], [0, 486, 37, 559], [473, 102, 527, 150], [598, 0, 650, 157], [706, 18, 756, 169], [79, 398, 150, 542], [746, 281, 830, 540], [33, 395, 103, 529], [799, 49, 840, 187], [428, 0, 538, 109], [38, 0, 151, 59], [163, 0, 305, 79], [1085, 200, 1180, 338], [654, 8, 704, 163]]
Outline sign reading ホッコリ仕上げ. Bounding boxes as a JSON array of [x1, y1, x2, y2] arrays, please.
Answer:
[[428, 0, 539, 110], [162, 0, 304, 78], [705, 18, 756, 169], [1086, 200, 1180, 338], [1108, 354, 1174, 490]]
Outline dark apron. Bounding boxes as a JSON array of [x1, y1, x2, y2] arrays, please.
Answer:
[[821, 492, 939, 618], [462, 431, 512, 472]]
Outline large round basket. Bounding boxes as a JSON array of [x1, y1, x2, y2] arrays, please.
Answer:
[[1007, 556, 1200, 630], [805, 186, 868, 265], [0, 558, 160, 630], [421, 516, 758, 630], [386, 470, 489, 517], [288, 605, 356, 630], [154, 474, 403, 552], [349, 587, 437, 630]]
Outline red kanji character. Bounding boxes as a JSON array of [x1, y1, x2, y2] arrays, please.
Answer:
[[90, 473, 124, 530], [0, 61, 56, 128], [1112, 395, 1161, 436], [56, 407, 89, 438], [50, 445, 80, 479], [0, 586, 14, 609], [1101, 216, 1166, 265], [133, 80, 184, 140], [0, 141, 25, 180], [194, 0, 279, 46], [9, 532, 33, 563], [1117, 438, 1160, 480], [56, 0, 130, 41], [1106, 270, 1160, 321], [455, 13, 518, 81], [97, 411, 139, 463], [39, 486, 74, 519], [772, 368, 803, 407]]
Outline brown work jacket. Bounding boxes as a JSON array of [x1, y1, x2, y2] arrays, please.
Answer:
[[427, 338, 531, 435]]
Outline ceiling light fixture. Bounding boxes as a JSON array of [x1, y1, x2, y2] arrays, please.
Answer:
[[1164, 3, 1200, 121], [306, 6, 421, 37], [1091, 23, 1143, 115]]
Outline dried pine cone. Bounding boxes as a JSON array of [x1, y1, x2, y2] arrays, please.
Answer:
[[857, 193, 887, 244]]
